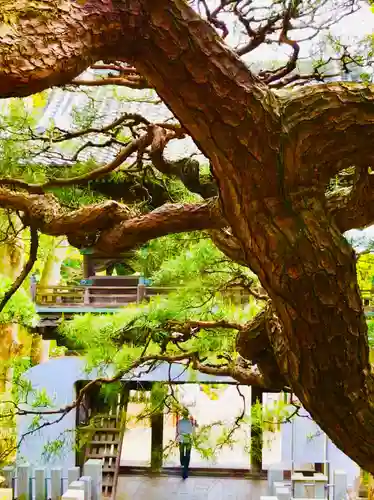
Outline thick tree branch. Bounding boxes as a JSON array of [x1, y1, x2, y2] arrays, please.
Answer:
[[209, 228, 248, 266], [0, 190, 130, 236], [149, 148, 217, 199], [94, 199, 226, 253], [236, 306, 288, 391], [0, 0, 281, 198], [71, 61, 151, 89], [0, 226, 38, 313], [168, 319, 246, 331], [327, 169, 374, 232], [191, 354, 268, 388], [0, 189, 225, 252], [280, 83, 374, 188], [71, 75, 150, 90]]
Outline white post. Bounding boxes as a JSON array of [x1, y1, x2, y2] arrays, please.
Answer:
[[83, 460, 102, 500], [1, 466, 14, 489], [68, 468, 81, 485], [315, 482, 326, 498], [333, 470, 348, 500], [268, 468, 284, 495], [35, 468, 46, 500], [276, 486, 291, 500], [79, 477, 92, 500], [314, 473, 328, 499], [68, 481, 85, 500], [292, 473, 306, 498], [51, 468, 63, 500], [61, 490, 85, 500], [261, 497, 278, 500], [274, 481, 287, 495], [0, 488, 12, 500], [17, 464, 30, 500]]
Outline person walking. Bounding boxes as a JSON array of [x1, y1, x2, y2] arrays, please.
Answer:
[[176, 408, 197, 479]]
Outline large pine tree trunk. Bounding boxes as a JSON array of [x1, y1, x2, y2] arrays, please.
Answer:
[[0, 0, 373, 471], [238, 197, 374, 470]]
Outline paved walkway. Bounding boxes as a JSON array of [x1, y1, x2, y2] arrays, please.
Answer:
[[116, 476, 267, 500]]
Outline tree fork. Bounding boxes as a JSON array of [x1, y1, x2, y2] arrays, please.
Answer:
[[236, 306, 287, 391]]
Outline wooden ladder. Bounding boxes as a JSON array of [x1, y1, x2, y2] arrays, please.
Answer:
[[83, 387, 129, 498]]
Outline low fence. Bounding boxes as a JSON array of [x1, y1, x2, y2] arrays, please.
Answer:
[[1, 460, 102, 500]]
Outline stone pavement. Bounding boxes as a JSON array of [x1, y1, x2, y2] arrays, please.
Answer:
[[116, 475, 267, 500]]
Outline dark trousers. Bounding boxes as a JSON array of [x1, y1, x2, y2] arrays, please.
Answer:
[[179, 442, 191, 477]]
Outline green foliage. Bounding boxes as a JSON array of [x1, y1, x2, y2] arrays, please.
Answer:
[[0, 275, 38, 326], [31, 388, 54, 409], [59, 234, 262, 375], [357, 254, 374, 291], [368, 321, 374, 347], [41, 438, 66, 461], [60, 252, 83, 285], [151, 382, 168, 414]]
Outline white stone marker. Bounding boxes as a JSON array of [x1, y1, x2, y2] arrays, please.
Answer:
[[314, 473, 328, 498], [0, 488, 13, 500], [333, 470, 348, 500], [1, 467, 14, 489], [51, 468, 63, 500], [260, 497, 278, 500], [35, 467, 46, 500], [79, 477, 92, 500], [268, 467, 284, 495], [68, 481, 85, 500], [82, 460, 102, 500], [68, 468, 81, 485], [61, 489, 85, 500], [17, 464, 30, 500], [273, 481, 288, 495], [276, 486, 291, 500]]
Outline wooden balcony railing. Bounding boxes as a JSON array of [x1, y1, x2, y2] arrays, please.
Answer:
[[34, 284, 177, 308], [33, 284, 374, 311]]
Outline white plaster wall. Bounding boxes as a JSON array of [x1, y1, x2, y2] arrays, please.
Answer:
[[17, 357, 91, 474], [281, 408, 360, 489]]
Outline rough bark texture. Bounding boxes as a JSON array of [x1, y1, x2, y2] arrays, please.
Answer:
[[0, 0, 374, 471], [0, 189, 225, 252]]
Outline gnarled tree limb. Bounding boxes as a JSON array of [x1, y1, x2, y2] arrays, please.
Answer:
[[209, 228, 247, 266], [236, 306, 287, 391], [279, 83, 374, 188], [0, 188, 225, 252], [94, 199, 225, 253], [71, 74, 150, 89], [191, 354, 270, 388], [327, 168, 374, 232]]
